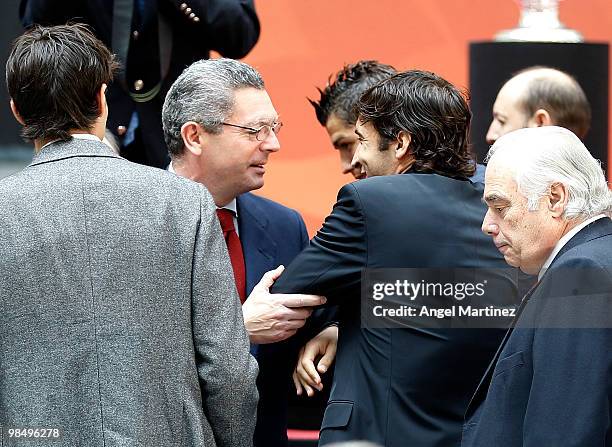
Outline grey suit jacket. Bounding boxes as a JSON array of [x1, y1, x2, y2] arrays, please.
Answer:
[[0, 138, 258, 447]]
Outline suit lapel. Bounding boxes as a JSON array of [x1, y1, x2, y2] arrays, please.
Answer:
[[236, 194, 277, 295], [465, 218, 612, 417], [465, 282, 539, 418]]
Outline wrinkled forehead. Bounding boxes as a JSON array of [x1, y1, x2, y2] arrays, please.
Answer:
[[483, 156, 520, 200]]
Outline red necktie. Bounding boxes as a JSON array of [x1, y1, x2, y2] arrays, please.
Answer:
[[216, 209, 246, 303]]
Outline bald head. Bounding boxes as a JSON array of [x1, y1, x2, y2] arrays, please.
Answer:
[[486, 67, 591, 145]]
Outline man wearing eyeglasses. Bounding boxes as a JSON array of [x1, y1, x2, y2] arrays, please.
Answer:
[[162, 58, 328, 447]]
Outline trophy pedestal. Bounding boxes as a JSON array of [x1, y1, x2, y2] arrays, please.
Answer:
[[495, 26, 582, 43], [468, 41, 609, 175]]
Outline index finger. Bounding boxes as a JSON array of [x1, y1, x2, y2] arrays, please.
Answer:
[[279, 294, 327, 308], [301, 356, 322, 386]]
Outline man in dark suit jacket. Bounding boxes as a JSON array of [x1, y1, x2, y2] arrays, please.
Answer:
[[462, 126, 612, 446], [273, 70, 519, 446], [20, 0, 260, 168], [2, 24, 257, 447], [292, 59, 490, 403], [162, 57, 329, 447]]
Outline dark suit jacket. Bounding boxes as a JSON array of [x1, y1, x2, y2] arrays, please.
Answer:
[[272, 172, 519, 446], [462, 217, 612, 447], [20, 0, 260, 168], [237, 192, 310, 447]]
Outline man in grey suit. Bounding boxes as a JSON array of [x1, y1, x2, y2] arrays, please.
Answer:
[[0, 24, 258, 447]]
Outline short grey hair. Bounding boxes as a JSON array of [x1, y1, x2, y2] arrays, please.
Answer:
[[162, 58, 264, 156], [487, 126, 612, 220]]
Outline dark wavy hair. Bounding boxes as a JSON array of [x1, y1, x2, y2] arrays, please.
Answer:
[[357, 70, 475, 178], [6, 23, 118, 143], [309, 60, 396, 126]]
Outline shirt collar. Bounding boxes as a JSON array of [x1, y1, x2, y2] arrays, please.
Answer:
[[40, 133, 102, 151], [71, 133, 102, 142], [219, 198, 238, 217], [538, 214, 607, 280]]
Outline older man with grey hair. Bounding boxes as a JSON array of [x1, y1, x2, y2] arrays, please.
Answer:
[[162, 58, 330, 447], [463, 126, 612, 446]]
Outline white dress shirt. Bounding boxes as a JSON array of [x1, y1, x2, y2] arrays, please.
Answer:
[[40, 132, 102, 151]]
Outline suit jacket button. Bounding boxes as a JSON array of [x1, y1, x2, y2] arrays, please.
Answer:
[[132, 30, 139, 40], [134, 79, 144, 91], [185, 7, 192, 14], [117, 126, 127, 136], [180, 3, 188, 10], [189, 12, 195, 19], [193, 16, 200, 22]]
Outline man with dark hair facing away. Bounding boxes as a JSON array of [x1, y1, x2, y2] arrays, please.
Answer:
[[1, 24, 257, 447]]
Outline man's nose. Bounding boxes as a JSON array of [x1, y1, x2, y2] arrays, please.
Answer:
[[481, 210, 499, 236], [485, 121, 498, 145], [341, 162, 353, 175], [261, 130, 281, 152], [350, 149, 361, 169]]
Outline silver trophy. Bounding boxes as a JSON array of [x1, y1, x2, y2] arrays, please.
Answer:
[[495, 0, 583, 43]]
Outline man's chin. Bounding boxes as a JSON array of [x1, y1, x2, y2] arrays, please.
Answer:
[[246, 177, 265, 192], [503, 253, 520, 269], [352, 170, 367, 180]]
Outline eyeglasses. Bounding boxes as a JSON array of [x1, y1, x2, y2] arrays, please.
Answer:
[[221, 121, 283, 141]]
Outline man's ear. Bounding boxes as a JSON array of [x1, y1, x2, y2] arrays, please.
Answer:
[[96, 83, 108, 117], [395, 131, 412, 159], [10, 99, 25, 126], [180, 122, 206, 156], [548, 182, 569, 218], [530, 108, 553, 128]]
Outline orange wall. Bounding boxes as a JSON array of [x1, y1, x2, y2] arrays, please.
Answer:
[[242, 0, 612, 235]]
